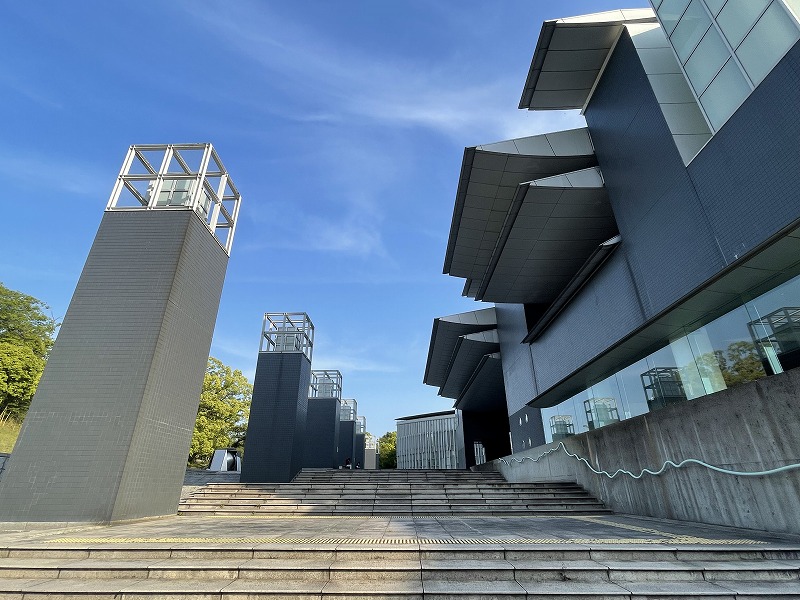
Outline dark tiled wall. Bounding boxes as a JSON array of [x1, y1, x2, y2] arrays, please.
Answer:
[[337, 420, 356, 468], [495, 304, 546, 444], [303, 398, 341, 469], [0, 210, 228, 521], [240, 351, 312, 483], [354, 433, 365, 468]]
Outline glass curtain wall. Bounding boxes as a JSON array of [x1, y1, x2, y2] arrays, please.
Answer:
[[538, 273, 800, 444]]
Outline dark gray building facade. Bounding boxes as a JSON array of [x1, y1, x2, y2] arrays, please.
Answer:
[[432, 4, 800, 453], [0, 144, 240, 521]]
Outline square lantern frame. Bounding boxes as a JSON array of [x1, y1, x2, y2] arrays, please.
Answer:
[[260, 312, 315, 361], [107, 143, 242, 255]]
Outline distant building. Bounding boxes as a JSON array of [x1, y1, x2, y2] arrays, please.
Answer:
[[396, 411, 466, 470]]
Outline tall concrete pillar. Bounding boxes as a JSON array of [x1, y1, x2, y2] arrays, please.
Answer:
[[304, 370, 342, 469], [0, 144, 241, 522], [240, 313, 314, 483], [337, 399, 358, 468]]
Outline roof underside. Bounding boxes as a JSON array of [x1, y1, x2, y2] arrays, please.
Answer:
[[444, 128, 597, 292], [440, 329, 500, 399], [519, 9, 656, 111], [477, 167, 618, 304], [423, 308, 496, 388], [454, 353, 506, 413], [450, 162, 618, 305]]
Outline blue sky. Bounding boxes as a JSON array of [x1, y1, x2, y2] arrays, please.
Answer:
[[0, 1, 645, 438]]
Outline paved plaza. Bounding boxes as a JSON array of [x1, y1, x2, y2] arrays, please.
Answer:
[[3, 512, 799, 548]]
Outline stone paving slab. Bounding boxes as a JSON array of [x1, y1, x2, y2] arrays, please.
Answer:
[[2, 512, 800, 551]]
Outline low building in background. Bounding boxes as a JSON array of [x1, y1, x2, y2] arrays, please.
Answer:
[[396, 411, 466, 470]]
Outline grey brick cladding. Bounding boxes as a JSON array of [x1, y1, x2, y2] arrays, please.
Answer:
[[525, 33, 800, 398], [240, 351, 312, 483], [494, 304, 546, 446], [337, 420, 356, 468], [354, 432, 365, 468], [303, 397, 341, 469], [0, 209, 228, 522]]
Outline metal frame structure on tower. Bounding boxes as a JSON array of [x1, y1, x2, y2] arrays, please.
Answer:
[[107, 143, 242, 255], [260, 313, 314, 361]]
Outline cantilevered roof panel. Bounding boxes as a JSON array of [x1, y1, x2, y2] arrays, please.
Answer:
[[476, 167, 618, 304], [519, 9, 656, 111], [444, 128, 597, 281], [440, 329, 501, 400], [423, 308, 496, 389], [454, 353, 506, 413]]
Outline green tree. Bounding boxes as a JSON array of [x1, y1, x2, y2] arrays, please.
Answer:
[[0, 283, 57, 419], [188, 357, 252, 466], [378, 430, 397, 469]]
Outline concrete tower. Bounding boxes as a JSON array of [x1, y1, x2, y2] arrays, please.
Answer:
[[0, 143, 241, 522], [304, 370, 342, 469], [240, 313, 314, 483]]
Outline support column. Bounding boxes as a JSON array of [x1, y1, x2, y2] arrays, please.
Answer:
[[304, 370, 342, 469], [0, 143, 241, 522], [240, 313, 314, 483]]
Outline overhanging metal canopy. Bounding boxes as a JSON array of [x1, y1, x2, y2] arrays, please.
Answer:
[[440, 329, 500, 399], [475, 167, 618, 304], [519, 9, 656, 111], [423, 308, 497, 389], [454, 353, 506, 413], [443, 128, 597, 283]]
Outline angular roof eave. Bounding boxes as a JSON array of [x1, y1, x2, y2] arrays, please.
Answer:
[[519, 8, 657, 111]]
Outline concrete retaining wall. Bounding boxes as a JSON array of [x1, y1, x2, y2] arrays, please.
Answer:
[[477, 369, 800, 535]]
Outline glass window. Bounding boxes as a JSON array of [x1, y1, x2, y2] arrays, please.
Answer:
[[639, 345, 691, 411], [615, 358, 651, 419], [685, 26, 731, 94], [671, 0, 712, 63], [569, 389, 592, 436], [666, 336, 708, 400], [736, 1, 800, 85], [586, 375, 623, 430], [699, 58, 751, 129], [744, 274, 800, 374], [659, 0, 692, 34], [690, 306, 767, 390], [705, 0, 728, 17], [717, 0, 770, 48]]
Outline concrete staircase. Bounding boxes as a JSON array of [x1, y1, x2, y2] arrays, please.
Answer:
[[2, 543, 800, 598], [178, 468, 612, 516], [2, 470, 800, 597]]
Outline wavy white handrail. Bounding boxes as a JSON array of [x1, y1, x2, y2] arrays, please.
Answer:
[[498, 442, 800, 479]]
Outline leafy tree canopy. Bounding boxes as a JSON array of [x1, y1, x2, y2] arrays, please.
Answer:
[[189, 357, 252, 466], [0, 342, 46, 419], [378, 430, 397, 469], [0, 283, 57, 419], [0, 283, 57, 359]]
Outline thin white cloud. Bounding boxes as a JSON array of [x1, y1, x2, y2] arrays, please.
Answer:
[[0, 69, 63, 111], [178, 2, 584, 143], [0, 146, 107, 196]]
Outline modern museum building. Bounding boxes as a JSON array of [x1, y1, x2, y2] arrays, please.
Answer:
[[426, 1, 800, 463]]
